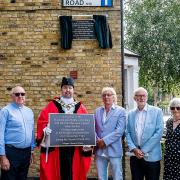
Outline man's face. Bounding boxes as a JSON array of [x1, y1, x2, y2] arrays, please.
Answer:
[[61, 85, 74, 98], [12, 87, 26, 105], [134, 90, 148, 108], [102, 90, 114, 106]]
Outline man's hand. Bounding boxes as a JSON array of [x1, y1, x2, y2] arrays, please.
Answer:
[[96, 139, 106, 149], [43, 126, 52, 136], [132, 148, 144, 159], [82, 146, 93, 152], [0, 155, 10, 171]]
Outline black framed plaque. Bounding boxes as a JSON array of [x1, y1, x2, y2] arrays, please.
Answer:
[[72, 20, 96, 40], [49, 113, 95, 147]]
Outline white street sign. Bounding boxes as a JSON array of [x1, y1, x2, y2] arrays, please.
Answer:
[[62, 0, 112, 7]]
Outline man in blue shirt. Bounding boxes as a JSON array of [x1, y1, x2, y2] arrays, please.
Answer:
[[0, 86, 35, 180]]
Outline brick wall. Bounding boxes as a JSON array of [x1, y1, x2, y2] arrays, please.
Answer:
[[0, 0, 122, 178]]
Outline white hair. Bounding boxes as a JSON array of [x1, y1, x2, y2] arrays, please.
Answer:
[[11, 86, 25, 95], [102, 87, 117, 104], [133, 87, 148, 97], [169, 98, 180, 107]]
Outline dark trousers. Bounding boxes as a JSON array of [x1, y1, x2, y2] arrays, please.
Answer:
[[130, 156, 160, 180], [60, 147, 74, 180], [1, 145, 31, 180]]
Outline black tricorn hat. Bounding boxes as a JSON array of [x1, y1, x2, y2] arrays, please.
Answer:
[[61, 77, 74, 88]]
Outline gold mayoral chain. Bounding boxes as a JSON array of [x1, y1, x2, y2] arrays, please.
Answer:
[[56, 99, 78, 111]]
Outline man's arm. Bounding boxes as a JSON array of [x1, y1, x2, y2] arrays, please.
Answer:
[[0, 109, 8, 156], [30, 112, 35, 164], [125, 113, 137, 152], [125, 113, 145, 159], [0, 109, 10, 170]]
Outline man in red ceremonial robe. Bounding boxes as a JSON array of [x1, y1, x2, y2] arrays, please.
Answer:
[[36, 77, 92, 180]]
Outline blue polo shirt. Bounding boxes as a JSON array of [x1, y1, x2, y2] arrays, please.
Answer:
[[0, 102, 35, 155]]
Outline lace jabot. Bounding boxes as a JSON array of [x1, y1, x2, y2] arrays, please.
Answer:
[[55, 98, 78, 114]]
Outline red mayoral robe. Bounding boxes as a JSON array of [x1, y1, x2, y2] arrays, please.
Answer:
[[36, 98, 92, 180]]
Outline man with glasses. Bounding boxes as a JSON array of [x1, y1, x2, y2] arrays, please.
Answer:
[[0, 86, 35, 180], [94, 87, 126, 180], [126, 87, 164, 180]]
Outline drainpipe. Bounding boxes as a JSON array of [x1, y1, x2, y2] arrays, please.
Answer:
[[120, 1, 125, 107], [120, 0, 126, 180]]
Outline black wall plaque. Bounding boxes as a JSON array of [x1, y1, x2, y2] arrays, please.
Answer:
[[49, 113, 95, 146], [72, 20, 96, 40]]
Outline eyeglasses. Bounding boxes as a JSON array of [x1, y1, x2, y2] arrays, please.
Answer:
[[135, 94, 147, 98], [170, 107, 180, 111], [102, 94, 114, 97], [14, 92, 25, 97]]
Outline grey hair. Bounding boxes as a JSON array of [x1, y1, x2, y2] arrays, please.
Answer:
[[169, 98, 180, 107], [102, 87, 117, 104], [133, 87, 148, 97]]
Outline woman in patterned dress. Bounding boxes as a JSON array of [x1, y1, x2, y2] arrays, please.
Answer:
[[163, 98, 180, 180]]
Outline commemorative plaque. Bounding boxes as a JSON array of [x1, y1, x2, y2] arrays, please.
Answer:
[[49, 113, 95, 147], [72, 20, 96, 40]]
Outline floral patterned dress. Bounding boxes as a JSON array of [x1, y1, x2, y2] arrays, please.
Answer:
[[163, 118, 180, 180]]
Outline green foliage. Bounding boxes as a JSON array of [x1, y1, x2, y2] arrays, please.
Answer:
[[124, 0, 180, 94], [161, 141, 165, 155], [158, 100, 170, 112], [158, 100, 169, 107]]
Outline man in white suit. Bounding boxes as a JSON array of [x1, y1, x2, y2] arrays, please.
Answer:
[[126, 87, 164, 180], [94, 87, 126, 180]]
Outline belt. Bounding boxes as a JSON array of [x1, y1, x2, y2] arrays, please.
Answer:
[[5, 144, 31, 150], [6, 144, 14, 148]]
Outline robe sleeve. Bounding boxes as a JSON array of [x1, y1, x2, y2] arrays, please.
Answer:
[[36, 101, 58, 146]]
